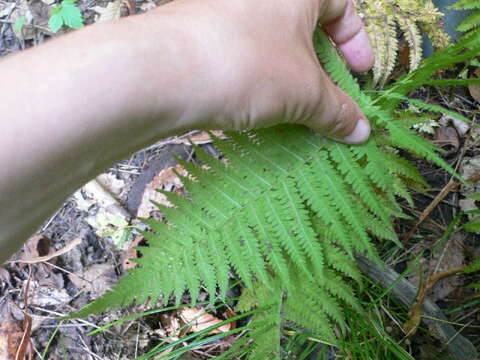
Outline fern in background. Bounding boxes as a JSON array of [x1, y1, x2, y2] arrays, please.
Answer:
[[449, 0, 480, 35], [354, 0, 450, 87], [72, 25, 480, 359]]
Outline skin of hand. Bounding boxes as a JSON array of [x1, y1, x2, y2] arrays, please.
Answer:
[[0, 0, 373, 264]]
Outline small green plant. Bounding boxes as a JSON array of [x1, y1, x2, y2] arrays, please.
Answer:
[[49, 0, 84, 33]]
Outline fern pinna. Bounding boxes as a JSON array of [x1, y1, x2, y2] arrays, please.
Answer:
[[449, 0, 480, 34], [74, 28, 480, 358]]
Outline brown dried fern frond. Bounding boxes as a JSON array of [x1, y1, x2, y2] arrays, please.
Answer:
[[355, 0, 450, 87]]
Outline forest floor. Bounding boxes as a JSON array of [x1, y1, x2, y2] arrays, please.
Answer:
[[0, 0, 479, 359]]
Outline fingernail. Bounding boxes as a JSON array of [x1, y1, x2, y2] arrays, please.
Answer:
[[342, 118, 370, 144]]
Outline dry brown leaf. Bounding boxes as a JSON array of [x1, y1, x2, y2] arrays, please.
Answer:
[[0, 300, 25, 360], [179, 308, 232, 335], [68, 263, 116, 298], [434, 125, 460, 153], [137, 164, 188, 218]]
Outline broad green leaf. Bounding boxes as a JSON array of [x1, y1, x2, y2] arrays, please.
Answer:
[[49, 13, 64, 33], [49, 0, 83, 32], [61, 3, 83, 29]]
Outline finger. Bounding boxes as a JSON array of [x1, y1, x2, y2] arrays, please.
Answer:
[[304, 70, 370, 144], [319, 0, 374, 73]]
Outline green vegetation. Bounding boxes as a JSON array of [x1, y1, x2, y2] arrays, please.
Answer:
[[49, 0, 84, 33], [449, 0, 480, 34], [69, 23, 480, 358]]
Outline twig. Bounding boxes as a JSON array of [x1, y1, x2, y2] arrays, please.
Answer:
[[403, 179, 460, 243], [9, 238, 82, 264], [403, 264, 466, 336], [403, 174, 480, 244], [356, 255, 478, 360]]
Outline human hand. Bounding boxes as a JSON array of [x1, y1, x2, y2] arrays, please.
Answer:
[[148, 0, 374, 144]]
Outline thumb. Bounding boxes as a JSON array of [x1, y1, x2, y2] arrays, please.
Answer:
[[303, 72, 370, 144]]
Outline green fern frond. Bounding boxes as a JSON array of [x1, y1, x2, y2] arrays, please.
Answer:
[[458, 11, 480, 32], [70, 27, 480, 359], [449, 0, 480, 35], [450, 0, 480, 11]]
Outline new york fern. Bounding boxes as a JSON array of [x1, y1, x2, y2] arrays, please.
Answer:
[[73, 27, 480, 359]]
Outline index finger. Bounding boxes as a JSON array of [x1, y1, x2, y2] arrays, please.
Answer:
[[319, 0, 374, 73]]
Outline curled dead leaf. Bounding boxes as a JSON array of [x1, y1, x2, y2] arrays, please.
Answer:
[[137, 164, 188, 219], [179, 307, 232, 335]]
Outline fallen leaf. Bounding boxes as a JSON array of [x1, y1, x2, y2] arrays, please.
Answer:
[[179, 307, 232, 335], [68, 263, 116, 298], [94, 0, 123, 23], [438, 115, 470, 138], [96, 173, 126, 197], [0, 300, 26, 360], [27, 278, 71, 307], [137, 164, 188, 218], [434, 125, 460, 153]]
